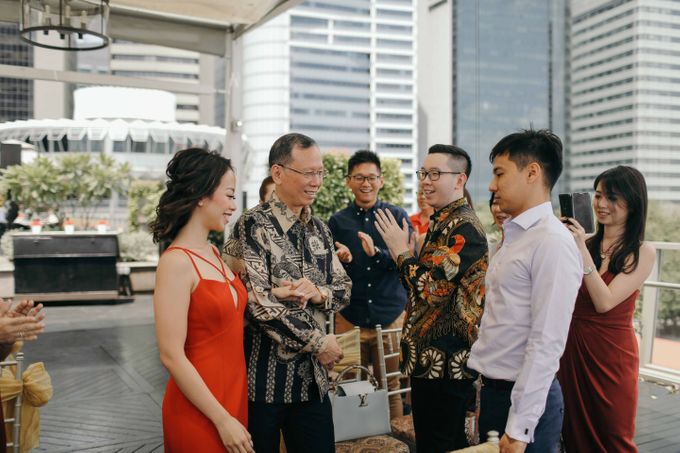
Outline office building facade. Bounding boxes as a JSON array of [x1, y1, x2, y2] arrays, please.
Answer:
[[0, 22, 33, 123], [570, 0, 680, 201], [240, 0, 418, 209]]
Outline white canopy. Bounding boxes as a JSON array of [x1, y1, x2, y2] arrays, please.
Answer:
[[0, 0, 301, 55]]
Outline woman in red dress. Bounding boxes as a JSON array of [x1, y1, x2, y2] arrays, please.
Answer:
[[150, 148, 253, 453], [559, 166, 656, 453]]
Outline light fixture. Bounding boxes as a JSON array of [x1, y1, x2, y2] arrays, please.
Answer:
[[20, 0, 110, 51]]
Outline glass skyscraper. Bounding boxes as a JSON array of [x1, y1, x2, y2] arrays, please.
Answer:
[[419, 0, 568, 201]]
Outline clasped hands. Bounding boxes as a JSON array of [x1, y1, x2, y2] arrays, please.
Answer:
[[0, 299, 46, 343], [270, 278, 323, 309]]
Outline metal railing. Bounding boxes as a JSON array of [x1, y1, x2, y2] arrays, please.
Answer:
[[639, 241, 680, 384]]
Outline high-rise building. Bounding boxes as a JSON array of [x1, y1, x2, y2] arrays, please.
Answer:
[[75, 41, 222, 125], [0, 22, 33, 123], [569, 0, 680, 201], [418, 0, 568, 201], [240, 0, 418, 209]]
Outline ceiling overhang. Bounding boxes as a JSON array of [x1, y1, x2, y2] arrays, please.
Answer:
[[0, 0, 301, 55]]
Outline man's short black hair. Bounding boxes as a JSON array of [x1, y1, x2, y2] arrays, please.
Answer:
[[489, 128, 563, 190], [427, 144, 472, 178], [268, 132, 318, 168], [347, 150, 381, 175]]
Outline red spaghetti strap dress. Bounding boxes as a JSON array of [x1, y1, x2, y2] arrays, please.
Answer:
[[558, 271, 639, 453], [161, 246, 248, 453]]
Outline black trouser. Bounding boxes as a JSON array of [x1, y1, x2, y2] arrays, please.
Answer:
[[411, 377, 475, 453], [248, 394, 334, 453]]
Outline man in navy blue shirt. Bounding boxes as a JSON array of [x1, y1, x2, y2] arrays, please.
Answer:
[[328, 150, 412, 419]]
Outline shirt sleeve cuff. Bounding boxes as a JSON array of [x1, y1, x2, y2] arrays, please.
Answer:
[[505, 412, 535, 444]]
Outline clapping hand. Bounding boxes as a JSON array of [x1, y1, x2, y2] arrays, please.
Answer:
[[335, 241, 352, 263], [374, 209, 415, 261], [0, 299, 45, 343]]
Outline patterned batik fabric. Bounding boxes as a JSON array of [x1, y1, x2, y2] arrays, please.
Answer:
[[396, 197, 488, 380], [224, 193, 351, 403]]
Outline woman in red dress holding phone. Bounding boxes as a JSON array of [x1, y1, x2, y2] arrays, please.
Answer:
[[559, 166, 655, 453], [150, 148, 253, 453]]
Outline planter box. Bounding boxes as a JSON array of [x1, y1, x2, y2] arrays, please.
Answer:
[[118, 262, 157, 293], [13, 232, 119, 301]]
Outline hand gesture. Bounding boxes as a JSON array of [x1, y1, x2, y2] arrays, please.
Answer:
[[283, 278, 323, 306], [0, 300, 45, 343], [316, 334, 344, 370], [271, 282, 306, 307], [374, 209, 413, 260], [335, 241, 353, 263], [562, 216, 588, 253], [216, 414, 255, 453], [7, 300, 45, 320], [499, 434, 527, 453], [357, 232, 376, 257]]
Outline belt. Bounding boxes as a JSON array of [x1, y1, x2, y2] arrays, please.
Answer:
[[481, 375, 515, 391]]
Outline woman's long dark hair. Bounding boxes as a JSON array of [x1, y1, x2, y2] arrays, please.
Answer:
[[585, 166, 647, 274], [149, 148, 233, 244]]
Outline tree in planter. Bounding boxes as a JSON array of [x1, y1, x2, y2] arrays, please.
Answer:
[[126, 179, 224, 251], [0, 153, 131, 228], [312, 152, 405, 222], [128, 179, 165, 231]]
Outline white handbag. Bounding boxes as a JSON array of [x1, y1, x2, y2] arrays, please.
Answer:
[[330, 364, 391, 442]]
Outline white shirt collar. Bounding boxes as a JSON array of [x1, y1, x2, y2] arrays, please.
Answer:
[[508, 201, 553, 231]]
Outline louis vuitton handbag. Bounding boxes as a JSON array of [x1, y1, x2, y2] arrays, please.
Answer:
[[330, 364, 391, 442]]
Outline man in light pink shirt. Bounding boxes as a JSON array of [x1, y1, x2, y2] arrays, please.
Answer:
[[468, 129, 582, 453]]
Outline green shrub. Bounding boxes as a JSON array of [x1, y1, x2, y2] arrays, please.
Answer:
[[118, 231, 158, 262], [313, 152, 404, 222]]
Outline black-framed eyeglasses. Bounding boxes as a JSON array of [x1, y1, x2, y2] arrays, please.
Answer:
[[277, 164, 328, 180], [416, 169, 462, 181], [347, 174, 381, 183]]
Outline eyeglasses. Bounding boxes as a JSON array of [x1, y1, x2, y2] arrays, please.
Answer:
[[277, 164, 328, 180], [347, 174, 381, 183], [416, 169, 462, 181]]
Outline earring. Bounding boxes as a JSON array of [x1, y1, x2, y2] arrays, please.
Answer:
[[198, 201, 204, 207]]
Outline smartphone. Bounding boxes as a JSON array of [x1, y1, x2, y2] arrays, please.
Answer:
[[559, 193, 595, 234]]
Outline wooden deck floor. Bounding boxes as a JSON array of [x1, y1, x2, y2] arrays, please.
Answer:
[[20, 323, 680, 452]]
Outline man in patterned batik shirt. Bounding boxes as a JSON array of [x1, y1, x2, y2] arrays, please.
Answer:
[[224, 133, 351, 453], [375, 144, 488, 453]]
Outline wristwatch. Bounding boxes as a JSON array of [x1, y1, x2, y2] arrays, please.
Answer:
[[583, 265, 595, 276]]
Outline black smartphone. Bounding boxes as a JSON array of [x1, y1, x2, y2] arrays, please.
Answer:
[[559, 193, 594, 234]]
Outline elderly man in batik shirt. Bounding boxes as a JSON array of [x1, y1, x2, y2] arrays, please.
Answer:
[[225, 133, 351, 453]]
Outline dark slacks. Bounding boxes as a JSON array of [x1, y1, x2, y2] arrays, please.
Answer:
[[248, 395, 334, 453], [411, 377, 475, 453], [479, 377, 564, 453]]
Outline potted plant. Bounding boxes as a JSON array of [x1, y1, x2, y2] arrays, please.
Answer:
[[96, 219, 108, 233], [30, 219, 42, 234], [63, 218, 75, 234]]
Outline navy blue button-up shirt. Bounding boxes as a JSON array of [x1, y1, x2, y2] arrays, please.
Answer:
[[328, 199, 412, 328]]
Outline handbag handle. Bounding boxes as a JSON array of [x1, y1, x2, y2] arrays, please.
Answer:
[[331, 364, 379, 391]]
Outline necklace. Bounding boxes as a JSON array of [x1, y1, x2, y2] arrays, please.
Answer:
[[600, 243, 614, 260]]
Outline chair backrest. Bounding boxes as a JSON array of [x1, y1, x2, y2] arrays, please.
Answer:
[[333, 326, 361, 381], [375, 324, 410, 397], [0, 351, 24, 453]]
